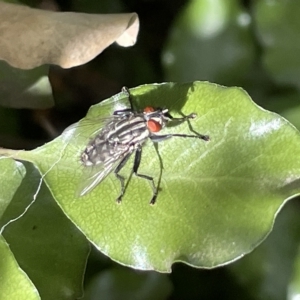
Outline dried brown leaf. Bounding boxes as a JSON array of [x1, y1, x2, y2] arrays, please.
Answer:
[[0, 2, 139, 69]]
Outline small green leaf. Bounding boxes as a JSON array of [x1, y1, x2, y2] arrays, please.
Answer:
[[0, 157, 25, 220], [2, 163, 90, 299], [11, 82, 300, 272], [0, 235, 39, 300]]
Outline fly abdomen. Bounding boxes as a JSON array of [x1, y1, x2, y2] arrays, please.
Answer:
[[81, 139, 129, 167]]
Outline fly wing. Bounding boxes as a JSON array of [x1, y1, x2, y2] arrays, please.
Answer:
[[76, 158, 120, 197], [62, 116, 121, 143], [62, 86, 131, 142], [76, 143, 132, 197]]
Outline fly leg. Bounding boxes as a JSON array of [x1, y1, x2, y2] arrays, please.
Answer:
[[150, 133, 209, 143], [121, 86, 134, 111], [153, 142, 163, 198], [114, 151, 133, 203], [183, 114, 210, 141], [133, 146, 158, 205], [113, 109, 133, 116], [165, 112, 210, 141], [113, 87, 135, 116]]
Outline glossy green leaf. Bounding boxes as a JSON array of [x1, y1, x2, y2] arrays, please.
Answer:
[[162, 0, 255, 86], [6, 81, 300, 272], [1, 163, 90, 299], [0, 157, 25, 220], [0, 235, 39, 300], [254, 0, 300, 89], [259, 90, 300, 132], [280, 105, 300, 132], [269, 93, 300, 130]]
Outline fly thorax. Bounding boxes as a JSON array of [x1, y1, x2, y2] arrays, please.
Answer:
[[108, 115, 149, 145]]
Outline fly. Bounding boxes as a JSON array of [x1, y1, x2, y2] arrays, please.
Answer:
[[79, 87, 209, 204]]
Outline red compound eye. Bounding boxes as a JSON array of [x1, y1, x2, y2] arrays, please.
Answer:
[[144, 106, 155, 113], [147, 119, 162, 132]]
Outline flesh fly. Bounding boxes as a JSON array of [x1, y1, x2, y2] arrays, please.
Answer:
[[77, 87, 209, 204]]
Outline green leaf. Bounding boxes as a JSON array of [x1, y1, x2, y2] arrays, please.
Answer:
[[259, 90, 300, 132], [254, 0, 300, 89], [162, 0, 255, 86], [1, 163, 90, 299], [0, 235, 39, 300], [7, 81, 300, 272], [0, 157, 25, 220]]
